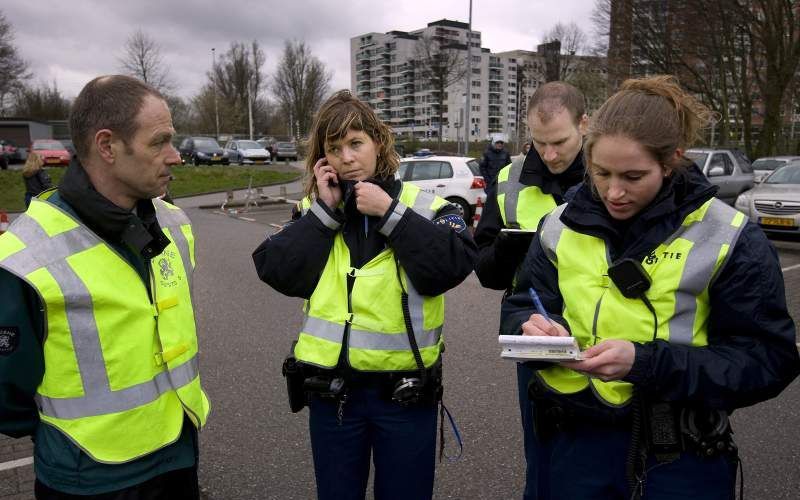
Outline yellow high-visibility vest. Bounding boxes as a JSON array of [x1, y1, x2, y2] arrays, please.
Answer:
[[496, 156, 557, 230], [295, 183, 449, 371], [536, 198, 746, 406], [0, 198, 210, 463]]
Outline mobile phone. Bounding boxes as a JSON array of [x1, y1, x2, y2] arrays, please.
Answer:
[[319, 158, 338, 187]]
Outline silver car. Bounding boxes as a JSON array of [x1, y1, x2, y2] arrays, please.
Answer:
[[735, 162, 800, 233], [224, 140, 271, 165], [685, 148, 755, 205], [751, 156, 800, 183]]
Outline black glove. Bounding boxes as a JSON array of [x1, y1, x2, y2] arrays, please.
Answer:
[[495, 230, 536, 266]]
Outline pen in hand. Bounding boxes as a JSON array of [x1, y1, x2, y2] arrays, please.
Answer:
[[528, 287, 550, 322]]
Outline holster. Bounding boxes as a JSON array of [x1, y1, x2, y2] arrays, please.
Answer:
[[282, 342, 306, 413]]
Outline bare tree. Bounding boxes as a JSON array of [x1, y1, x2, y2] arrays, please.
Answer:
[[118, 29, 173, 94], [590, 0, 612, 57], [0, 11, 31, 116], [13, 81, 70, 120], [414, 34, 467, 146], [542, 22, 588, 81], [204, 41, 269, 135], [746, 0, 800, 157], [272, 40, 332, 139]]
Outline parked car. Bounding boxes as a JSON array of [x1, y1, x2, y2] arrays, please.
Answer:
[[178, 137, 229, 166], [735, 162, 800, 233], [224, 140, 271, 165], [684, 148, 755, 205], [413, 148, 434, 158], [274, 141, 298, 161], [31, 139, 71, 167], [0, 139, 22, 163], [398, 155, 486, 219], [751, 156, 800, 183]]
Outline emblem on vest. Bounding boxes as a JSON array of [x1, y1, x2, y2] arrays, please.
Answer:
[[159, 258, 174, 280], [0, 327, 20, 355]]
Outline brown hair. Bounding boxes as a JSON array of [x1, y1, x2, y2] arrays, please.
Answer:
[[527, 81, 586, 125], [584, 75, 713, 174], [303, 90, 399, 199], [21, 152, 43, 178], [69, 75, 164, 161]]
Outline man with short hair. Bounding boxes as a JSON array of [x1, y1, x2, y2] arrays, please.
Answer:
[[479, 137, 513, 189], [0, 75, 209, 499], [474, 81, 587, 500]]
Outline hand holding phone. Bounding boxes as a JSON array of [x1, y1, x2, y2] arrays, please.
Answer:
[[314, 158, 342, 209]]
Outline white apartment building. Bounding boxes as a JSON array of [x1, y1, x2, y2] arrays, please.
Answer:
[[350, 19, 607, 143]]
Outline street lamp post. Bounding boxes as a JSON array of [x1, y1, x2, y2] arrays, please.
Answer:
[[463, 0, 473, 157], [212, 48, 220, 140]]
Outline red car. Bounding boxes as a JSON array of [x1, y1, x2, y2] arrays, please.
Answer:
[[32, 139, 71, 167]]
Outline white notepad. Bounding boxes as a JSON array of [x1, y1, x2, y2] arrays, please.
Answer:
[[499, 335, 582, 362]]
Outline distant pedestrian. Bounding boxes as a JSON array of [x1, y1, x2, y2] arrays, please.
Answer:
[[21, 153, 52, 207], [479, 138, 512, 190]]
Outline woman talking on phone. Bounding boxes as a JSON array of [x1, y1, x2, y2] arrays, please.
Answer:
[[501, 76, 800, 499], [253, 90, 476, 500]]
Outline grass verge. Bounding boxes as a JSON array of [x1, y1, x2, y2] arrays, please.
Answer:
[[0, 165, 300, 213]]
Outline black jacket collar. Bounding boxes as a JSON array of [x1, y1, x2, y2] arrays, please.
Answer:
[[58, 157, 170, 259], [561, 164, 718, 261], [521, 147, 585, 199]]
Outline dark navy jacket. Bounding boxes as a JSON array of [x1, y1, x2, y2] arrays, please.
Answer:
[[253, 177, 477, 302], [501, 165, 800, 411], [478, 145, 512, 188]]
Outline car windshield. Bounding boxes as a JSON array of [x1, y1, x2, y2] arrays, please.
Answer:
[[195, 138, 220, 148], [752, 159, 787, 171], [277, 142, 295, 148], [237, 141, 262, 149], [33, 141, 65, 150], [684, 151, 708, 167], [765, 165, 800, 184]]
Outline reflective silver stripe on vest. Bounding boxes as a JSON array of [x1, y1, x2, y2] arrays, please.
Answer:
[[310, 201, 341, 230], [35, 355, 199, 419], [410, 189, 436, 220], [302, 316, 442, 350], [498, 156, 526, 229], [539, 204, 567, 264], [1, 201, 199, 419], [380, 202, 407, 236], [666, 200, 744, 344], [0, 214, 99, 277]]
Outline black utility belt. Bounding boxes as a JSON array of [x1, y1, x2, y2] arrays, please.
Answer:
[[531, 394, 736, 459], [283, 356, 442, 412]]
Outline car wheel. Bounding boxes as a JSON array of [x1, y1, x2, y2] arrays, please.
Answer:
[[192, 155, 200, 166], [446, 197, 471, 221]]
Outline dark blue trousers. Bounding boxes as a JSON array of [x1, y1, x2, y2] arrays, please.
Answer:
[[308, 387, 438, 500], [517, 363, 546, 500], [541, 425, 737, 500]]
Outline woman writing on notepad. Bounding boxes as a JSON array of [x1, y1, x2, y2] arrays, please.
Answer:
[[500, 76, 799, 499]]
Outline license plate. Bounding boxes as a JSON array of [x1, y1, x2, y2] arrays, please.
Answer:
[[255, 160, 264, 164], [760, 217, 795, 227], [46, 158, 59, 164], [212, 155, 219, 159]]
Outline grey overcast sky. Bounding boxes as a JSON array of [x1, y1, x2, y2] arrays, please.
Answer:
[[4, 0, 597, 100]]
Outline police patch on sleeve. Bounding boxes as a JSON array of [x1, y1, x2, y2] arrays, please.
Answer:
[[0, 327, 20, 356], [434, 214, 468, 233]]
